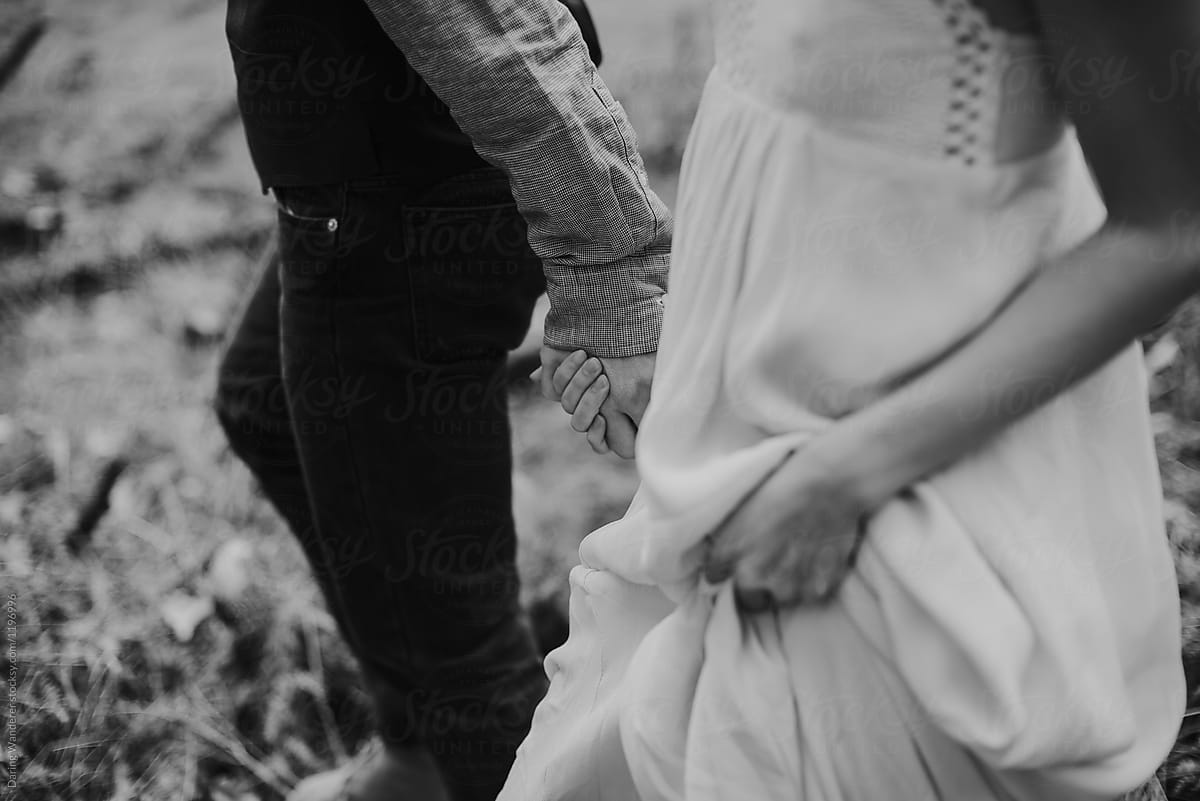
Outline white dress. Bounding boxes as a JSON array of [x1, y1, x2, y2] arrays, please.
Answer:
[[500, 0, 1186, 799]]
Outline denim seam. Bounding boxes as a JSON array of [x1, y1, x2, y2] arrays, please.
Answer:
[[327, 185, 414, 666]]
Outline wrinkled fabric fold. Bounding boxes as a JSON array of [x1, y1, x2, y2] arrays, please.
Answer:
[[498, 58, 1183, 801]]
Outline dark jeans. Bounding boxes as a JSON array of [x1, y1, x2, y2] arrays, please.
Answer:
[[214, 166, 549, 801]]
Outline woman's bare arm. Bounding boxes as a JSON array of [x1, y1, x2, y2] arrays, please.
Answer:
[[830, 0, 1200, 507]]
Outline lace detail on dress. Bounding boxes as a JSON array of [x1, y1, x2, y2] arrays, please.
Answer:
[[711, 0, 757, 94], [708, 0, 1057, 165], [934, 0, 1002, 165]]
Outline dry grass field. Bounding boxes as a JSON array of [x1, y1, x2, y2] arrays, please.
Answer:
[[1, 1, 1199, 799]]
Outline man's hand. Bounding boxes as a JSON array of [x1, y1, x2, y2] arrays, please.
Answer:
[[533, 346, 655, 459]]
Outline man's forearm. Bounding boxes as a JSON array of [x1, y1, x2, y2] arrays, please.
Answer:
[[362, 0, 671, 357]]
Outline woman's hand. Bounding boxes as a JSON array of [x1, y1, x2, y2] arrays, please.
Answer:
[[703, 432, 882, 608], [532, 346, 654, 459], [531, 348, 617, 456]]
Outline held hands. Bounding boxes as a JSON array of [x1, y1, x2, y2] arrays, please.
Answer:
[[531, 346, 655, 459], [532, 346, 887, 608]]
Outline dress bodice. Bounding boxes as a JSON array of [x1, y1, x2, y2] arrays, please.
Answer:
[[712, 0, 1064, 166]]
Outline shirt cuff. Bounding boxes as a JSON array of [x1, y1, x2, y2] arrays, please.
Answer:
[[542, 254, 669, 357]]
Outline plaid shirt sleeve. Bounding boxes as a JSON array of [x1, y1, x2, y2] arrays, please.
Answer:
[[361, 0, 671, 358]]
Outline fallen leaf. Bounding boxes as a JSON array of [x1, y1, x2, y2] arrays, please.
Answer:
[[107, 474, 138, 520], [183, 305, 226, 347], [208, 538, 254, 604], [1146, 334, 1181, 375], [25, 204, 63, 234], [160, 592, 214, 642]]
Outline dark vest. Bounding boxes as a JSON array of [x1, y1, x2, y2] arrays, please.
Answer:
[[225, 0, 602, 191]]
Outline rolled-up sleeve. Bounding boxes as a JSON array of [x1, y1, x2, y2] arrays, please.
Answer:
[[362, 0, 672, 358]]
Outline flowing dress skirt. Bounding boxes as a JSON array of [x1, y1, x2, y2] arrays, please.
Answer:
[[498, 68, 1186, 801]]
